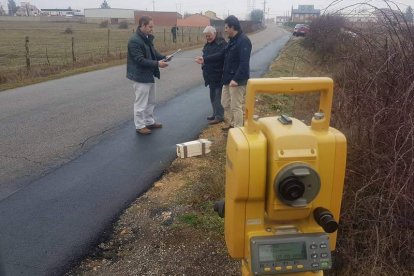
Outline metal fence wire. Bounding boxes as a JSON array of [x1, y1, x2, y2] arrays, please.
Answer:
[[0, 25, 204, 71]]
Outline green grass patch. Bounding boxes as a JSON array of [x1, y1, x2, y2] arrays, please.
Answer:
[[178, 213, 200, 227], [177, 202, 224, 233]]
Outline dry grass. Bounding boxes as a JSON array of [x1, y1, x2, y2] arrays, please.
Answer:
[[0, 21, 204, 90], [304, 12, 414, 276], [257, 38, 327, 122]]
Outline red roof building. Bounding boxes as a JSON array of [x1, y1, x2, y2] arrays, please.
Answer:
[[134, 11, 182, 26], [178, 14, 211, 27]]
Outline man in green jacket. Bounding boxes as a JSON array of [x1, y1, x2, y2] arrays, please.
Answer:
[[127, 16, 170, 135]]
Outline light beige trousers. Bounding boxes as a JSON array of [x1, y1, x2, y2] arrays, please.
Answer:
[[221, 85, 246, 127]]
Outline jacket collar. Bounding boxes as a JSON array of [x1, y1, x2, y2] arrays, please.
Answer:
[[208, 38, 218, 45], [229, 31, 242, 42], [137, 29, 154, 43]]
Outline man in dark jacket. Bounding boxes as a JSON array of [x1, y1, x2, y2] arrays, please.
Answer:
[[201, 25, 227, 125], [195, 15, 252, 129], [127, 16, 170, 135], [171, 24, 178, 43]]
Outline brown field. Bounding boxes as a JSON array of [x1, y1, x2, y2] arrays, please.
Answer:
[[0, 21, 204, 71]]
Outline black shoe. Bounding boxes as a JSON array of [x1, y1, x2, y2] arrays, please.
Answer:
[[146, 123, 162, 129], [208, 119, 224, 125], [207, 116, 215, 120]]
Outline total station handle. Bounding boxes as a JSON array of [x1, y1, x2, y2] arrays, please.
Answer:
[[245, 77, 334, 132]]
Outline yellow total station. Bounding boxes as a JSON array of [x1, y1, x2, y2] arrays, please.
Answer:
[[214, 77, 347, 276]]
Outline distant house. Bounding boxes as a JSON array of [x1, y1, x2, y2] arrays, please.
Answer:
[[276, 16, 290, 24], [373, 8, 405, 23], [15, 2, 40, 16], [40, 8, 82, 17], [291, 5, 320, 23], [340, 9, 377, 23], [134, 11, 182, 26], [204, 10, 221, 20], [85, 8, 136, 24]]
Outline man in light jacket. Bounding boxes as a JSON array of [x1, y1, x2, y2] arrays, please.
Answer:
[[127, 16, 170, 135]]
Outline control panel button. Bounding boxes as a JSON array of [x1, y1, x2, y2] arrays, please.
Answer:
[[320, 243, 328, 249], [297, 265, 304, 269], [310, 244, 317, 249], [321, 262, 330, 268], [311, 253, 318, 259], [286, 266, 293, 270], [264, 267, 271, 272], [275, 267, 282, 271], [320, 253, 328, 258], [311, 263, 320, 268]]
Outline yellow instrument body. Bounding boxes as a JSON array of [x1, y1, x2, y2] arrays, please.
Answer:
[[224, 78, 347, 275]]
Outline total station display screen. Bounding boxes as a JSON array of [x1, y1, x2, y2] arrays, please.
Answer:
[[259, 242, 306, 262]]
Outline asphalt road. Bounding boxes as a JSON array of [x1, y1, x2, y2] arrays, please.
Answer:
[[0, 24, 290, 275]]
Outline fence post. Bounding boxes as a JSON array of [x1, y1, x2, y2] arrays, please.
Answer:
[[197, 27, 200, 42], [164, 28, 166, 44], [45, 47, 50, 66], [181, 27, 184, 43], [189, 28, 191, 42], [25, 36, 30, 70], [107, 29, 110, 57], [72, 37, 76, 63]]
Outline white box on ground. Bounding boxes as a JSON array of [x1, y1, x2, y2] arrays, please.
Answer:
[[176, 139, 212, 158]]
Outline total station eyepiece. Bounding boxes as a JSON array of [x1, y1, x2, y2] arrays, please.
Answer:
[[314, 207, 339, 233]]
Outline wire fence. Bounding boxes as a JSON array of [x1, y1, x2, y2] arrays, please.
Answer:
[[0, 26, 204, 72]]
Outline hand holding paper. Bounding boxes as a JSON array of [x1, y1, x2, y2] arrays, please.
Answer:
[[163, 49, 181, 62]]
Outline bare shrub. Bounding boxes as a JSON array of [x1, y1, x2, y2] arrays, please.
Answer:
[[63, 27, 73, 34], [99, 20, 109, 28], [303, 15, 347, 60], [118, 21, 129, 29], [310, 5, 414, 276]]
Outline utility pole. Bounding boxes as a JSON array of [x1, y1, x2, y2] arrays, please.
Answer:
[[262, 0, 266, 24], [176, 3, 182, 16], [152, 0, 155, 11]]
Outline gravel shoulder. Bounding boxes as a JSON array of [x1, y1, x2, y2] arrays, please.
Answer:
[[68, 124, 240, 276]]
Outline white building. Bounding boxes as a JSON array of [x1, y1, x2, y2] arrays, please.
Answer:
[[84, 8, 135, 24], [276, 16, 290, 24], [338, 9, 378, 23], [40, 8, 82, 17]]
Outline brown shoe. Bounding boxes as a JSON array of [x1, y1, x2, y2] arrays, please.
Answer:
[[136, 127, 152, 135], [146, 123, 163, 129], [208, 119, 224, 125]]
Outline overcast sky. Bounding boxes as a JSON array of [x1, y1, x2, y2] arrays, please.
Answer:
[[1, 0, 412, 18]]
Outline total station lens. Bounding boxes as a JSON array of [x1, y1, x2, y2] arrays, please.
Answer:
[[279, 177, 305, 201]]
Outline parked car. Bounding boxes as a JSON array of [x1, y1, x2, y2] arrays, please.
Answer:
[[293, 24, 310, 36]]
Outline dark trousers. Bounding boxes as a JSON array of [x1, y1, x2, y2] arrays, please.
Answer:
[[209, 85, 224, 121]]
